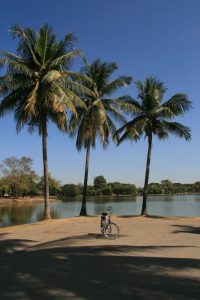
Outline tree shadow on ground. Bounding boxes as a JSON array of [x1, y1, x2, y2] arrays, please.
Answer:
[[117, 215, 174, 219], [0, 238, 36, 254], [117, 215, 139, 218], [0, 232, 10, 237], [0, 236, 200, 300], [172, 225, 200, 234]]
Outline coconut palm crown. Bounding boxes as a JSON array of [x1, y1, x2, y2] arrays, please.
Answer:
[[0, 24, 92, 219], [118, 77, 192, 215], [70, 58, 132, 215]]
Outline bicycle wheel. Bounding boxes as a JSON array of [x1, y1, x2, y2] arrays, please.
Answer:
[[101, 220, 106, 233], [103, 222, 119, 239]]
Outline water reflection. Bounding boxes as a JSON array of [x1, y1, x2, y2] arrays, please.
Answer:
[[0, 204, 38, 227], [1, 195, 200, 227]]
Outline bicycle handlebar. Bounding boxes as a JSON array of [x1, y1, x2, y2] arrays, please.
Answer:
[[106, 206, 112, 211], [101, 207, 112, 216]]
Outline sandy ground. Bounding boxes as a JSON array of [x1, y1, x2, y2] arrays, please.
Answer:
[[0, 197, 59, 204], [1, 216, 200, 299]]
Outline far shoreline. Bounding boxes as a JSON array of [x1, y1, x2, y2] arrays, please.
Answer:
[[0, 196, 60, 205], [0, 193, 200, 205]]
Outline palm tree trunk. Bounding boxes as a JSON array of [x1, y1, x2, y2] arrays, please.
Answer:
[[141, 133, 153, 216], [80, 140, 91, 216], [42, 120, 51, 219]]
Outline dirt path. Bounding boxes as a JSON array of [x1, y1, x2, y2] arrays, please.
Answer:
[[1, 216, 200, 299]]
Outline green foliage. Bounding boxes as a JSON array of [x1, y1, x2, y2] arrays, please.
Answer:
[[68, 58, 132, 215], [161, 180, 173, 194], [146, 181, 200, 195], [60, 184, 80, 197], [0, 156, 39, 197], [85, 185, 95, 196], [0, 159, 200, 198], [0, 24, 88, 134], [172, 183, 187, 194], [118, 77, 192, 144], [69, 59, 132, 150], [0, 178, 10, 197], [117, 77, 192, 215], [38, 174, 61, 196], [110, 182, 137, 195], [147, 183, 162, 194], [98, 185, 113, 195], [194, 182, 200, 193], [0, 24, 90, 218], [94, 176, 107, 190]]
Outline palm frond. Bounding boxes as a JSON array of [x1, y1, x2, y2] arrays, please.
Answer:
[[116, 95, 143, 114], [65, 78, 95, 98], [42, 70, 67, 83], [9, 24, 40, 66], [55, 32, 77, 56], [70, 58, 133, 150], [118, 128, 141, 144], [36, 24, 56, 65], [117, 115, 146, 134], [49, 111, 68, 133], [48, 50, 81, 69], [0, 89, 24, 116], [23, 80, 39, 116], [161, 121, 191, 141], [69, 108, 85, 137], [136, 77, 166, 109], [163, 94, 192, 116], [104, 104, 127, 124], [102, 76, 132, 96], [68, 71, 93, 86]]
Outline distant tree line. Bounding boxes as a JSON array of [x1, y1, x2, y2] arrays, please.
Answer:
[[0, 163, 137, 197], [61, 178, 200, 196], [145, 180, 200, 195], [0, 161, 199, 198]]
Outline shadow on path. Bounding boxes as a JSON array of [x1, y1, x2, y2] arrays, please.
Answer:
[[172, 225, 200, 234], [0, 236, 200, 299]]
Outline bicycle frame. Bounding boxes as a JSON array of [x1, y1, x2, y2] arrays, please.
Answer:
[[100, 207, 120, 239], [100, 209, 112, 230]]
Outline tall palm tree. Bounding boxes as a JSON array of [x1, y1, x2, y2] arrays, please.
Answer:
[[118, 77, 192, 215], [70, 59, 132, 216], [0, 24, 92, 219]]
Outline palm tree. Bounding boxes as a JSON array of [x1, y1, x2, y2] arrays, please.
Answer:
[[0, 24, 92, 219], [70, 59, 132, 215], [118, 77, 192, 215]]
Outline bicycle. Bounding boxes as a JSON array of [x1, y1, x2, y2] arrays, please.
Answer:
[[100, 207, 120, 239]]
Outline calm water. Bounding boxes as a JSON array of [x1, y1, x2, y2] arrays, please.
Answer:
[[1, 195, 200, 227]]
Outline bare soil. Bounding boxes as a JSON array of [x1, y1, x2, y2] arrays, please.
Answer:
[[0, 216, 200, 299]]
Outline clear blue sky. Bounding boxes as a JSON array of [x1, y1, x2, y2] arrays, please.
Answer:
[[0, 0, 199, 186]]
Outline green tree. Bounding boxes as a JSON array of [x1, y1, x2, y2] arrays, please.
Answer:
[[110, 182, 137, 195], [0, 156, 38, 197], [0, 24, 90, 218], [94, 175, 107, 190], [172, 183, 187, 194], [38, 174, 61, 196], [0, 177, 10, 197], [184, 184, 194, 193], [60, 184, 80, 197], [147, 183, 162, 194], [118, 77, 191, 215], [70, 59, 132, 215], [161, 180, 174, 194], [194, 182, 200, 193], [99, 185, 113, 195]]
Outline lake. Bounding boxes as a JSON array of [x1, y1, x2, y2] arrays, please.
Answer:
[[1, 194, 200, 227]]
